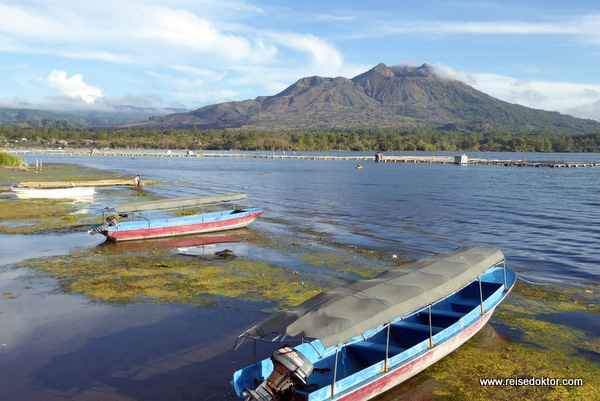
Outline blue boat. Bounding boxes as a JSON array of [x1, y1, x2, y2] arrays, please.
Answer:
[[89, 193, 269, 241], [232, 247, 516, 401]]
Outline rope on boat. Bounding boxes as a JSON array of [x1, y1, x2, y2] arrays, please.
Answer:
[[517, 276, 550, 286]]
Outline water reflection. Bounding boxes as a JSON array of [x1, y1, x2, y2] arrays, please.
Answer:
[[99, 231, 251, 252], [178, 241, 250, 260]]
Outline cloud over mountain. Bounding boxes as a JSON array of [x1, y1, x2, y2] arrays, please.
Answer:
[[46, 70, 101, 103]]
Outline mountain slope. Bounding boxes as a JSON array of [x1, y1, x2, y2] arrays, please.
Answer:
[[0, 106, 187, 127], [128, 63, 600, 132]]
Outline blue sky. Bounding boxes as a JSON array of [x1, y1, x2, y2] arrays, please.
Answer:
[[1, 0, 600, 120]]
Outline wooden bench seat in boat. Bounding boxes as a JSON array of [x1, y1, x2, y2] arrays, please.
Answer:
[[391, 321, 444, 334], [429, 309, 466, 319], [347, 341, 405, 356], [450, 297, 483, 312], [451, 298, 481, 307]]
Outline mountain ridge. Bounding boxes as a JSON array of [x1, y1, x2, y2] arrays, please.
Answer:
[[0, 105, 187, 128], [125, 63, 600, 132]]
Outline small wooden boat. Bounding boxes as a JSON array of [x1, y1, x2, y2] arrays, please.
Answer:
[[232, 247, 516, 401], [11, 186, 95, 199], [89, 193, 269, 242]]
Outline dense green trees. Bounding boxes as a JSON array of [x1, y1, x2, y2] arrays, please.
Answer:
[[2, 125, 600, 153]]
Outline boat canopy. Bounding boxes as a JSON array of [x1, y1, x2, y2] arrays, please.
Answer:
[[108, 193, 247, 214], [240, 247, 504, 349]]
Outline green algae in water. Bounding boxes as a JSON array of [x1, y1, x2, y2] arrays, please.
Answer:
[[0, 163, 128, 234], [17, 245, 331, 308], [0, 198, 96, 234], [1, 163, 128, 183], [300, 251, 389, 279]]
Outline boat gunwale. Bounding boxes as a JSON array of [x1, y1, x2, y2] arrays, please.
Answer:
[[105, 207, 267, 232]]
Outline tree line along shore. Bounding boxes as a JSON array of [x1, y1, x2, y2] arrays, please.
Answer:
[[2, 125, 600, 153]]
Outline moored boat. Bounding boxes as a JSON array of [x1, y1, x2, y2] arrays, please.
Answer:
[[89, 193, 269, 242], [232, 247, 516, 401], [11, 186, 95, 199]]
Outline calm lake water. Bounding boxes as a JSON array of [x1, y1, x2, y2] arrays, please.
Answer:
[[1, 151, 599, 400]]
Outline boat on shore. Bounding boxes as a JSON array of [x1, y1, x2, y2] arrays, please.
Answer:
[[89, 193, 269, 242], [232, 247, 516, 401], [11, 186, 95, 199]]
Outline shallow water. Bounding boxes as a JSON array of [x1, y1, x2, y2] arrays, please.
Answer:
[[1, 151, 599, 400], [33, 150, 598, 283]]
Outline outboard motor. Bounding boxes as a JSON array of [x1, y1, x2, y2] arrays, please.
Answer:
[[244, 346, 313, 401], [88, 216, 118, 235]]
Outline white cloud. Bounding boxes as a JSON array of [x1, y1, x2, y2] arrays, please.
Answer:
[[0, 0, 351, 109], [0, 1, 277, 65], [471, 72, 600, 120], [371, 14, 600, 39], [132, 5, 277, 63], [280, 33, 343, 72], [168, 65, 227, 82], [46, 70, 102, 103], [431, 63, 475, 84], [170, 87, 241, 107], [566, 100, 600, 121]]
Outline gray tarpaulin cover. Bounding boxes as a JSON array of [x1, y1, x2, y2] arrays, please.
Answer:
[[108, 193, 247, 214], [242, 247, 504, 348]]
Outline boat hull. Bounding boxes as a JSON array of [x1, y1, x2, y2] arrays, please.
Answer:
[[103, 207, 268, 242], [12, 186, 95, 199]]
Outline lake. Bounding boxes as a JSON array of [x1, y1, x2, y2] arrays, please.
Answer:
[[0, 151, 598, 400]]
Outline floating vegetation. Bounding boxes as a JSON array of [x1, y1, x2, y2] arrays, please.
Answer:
[[300, 251, 389, 279], [0, 164, 147, 234], [0, 162, 128, 183], [178, 209, 202, 216], [0, 197, 95, 234], [421, 282, 600, 401], [17, 245, 330, 308]]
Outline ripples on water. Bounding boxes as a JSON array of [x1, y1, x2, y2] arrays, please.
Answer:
[[31, 150, 599, 285]]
